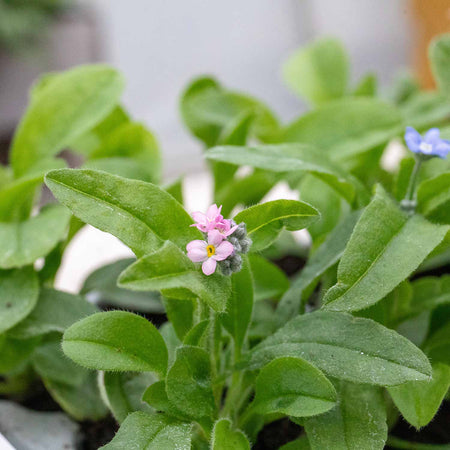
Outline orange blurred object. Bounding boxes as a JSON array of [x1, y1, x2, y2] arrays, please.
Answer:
[[412, 0, 450, 89]]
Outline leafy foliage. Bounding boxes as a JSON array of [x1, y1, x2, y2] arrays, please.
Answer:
[[3, 33, 450, 450]]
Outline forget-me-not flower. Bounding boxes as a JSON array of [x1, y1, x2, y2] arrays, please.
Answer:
[[404, 127, 450, 159]]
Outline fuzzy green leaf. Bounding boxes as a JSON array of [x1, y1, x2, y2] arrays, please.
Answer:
[[166, 346, 216, 421], [417, 172, 450, 224], [0, 267, 39, 334], [0, 205, 70, 269], [81, 259, 164, 313], [282, 98, 403, 168], [45, 169, 200, 257], [277, 210, 360, 322], [212, 419, 250, 450], [119, 241, 231, 312], [10, 287, 97, 338], [62, 311, 168, 375], [85, 122, 161, 183], [304, 381, 387, 450], [207, 144, 363, 205], [323, 187, 449, 312], [100, 372, 156, 423], [44, 371, 108, 421], [283, 38, 348, 105], [252, 357, 336, 417], [246, 311, 432, 385], [388, 363, 450, 429], [249, 254, 289, 302], [234, 200, 319, 251], [100, 412, 192, 450], [11, 65, 124, 177], [423, 321, 450, 365]]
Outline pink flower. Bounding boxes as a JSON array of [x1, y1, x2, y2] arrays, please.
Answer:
[[186, 230, 234, 276], [216, 219, 238, 237], [190, 204, 227, 232]]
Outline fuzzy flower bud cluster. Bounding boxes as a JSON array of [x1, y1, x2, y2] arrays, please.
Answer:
[[186, 205, 251, 276]]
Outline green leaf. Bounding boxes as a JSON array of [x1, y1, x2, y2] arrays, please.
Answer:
[[71, 106, 130, 156], [100, 371, 156, 423], [207, 144, 363, 205], [44, 371, 108, 421], [216, 171, 280, 217], [400, 91, 450, 130], [279, 436, 311, 450], [0, 173, 45, 222], [299, 174, 345, 242], [166, 346, 216, 421], [234, 200, 319, 251], [211, 419, 250, 450], [32, 341, 89, 386], [0, 205, 70, 269], [180, 76, 278, 147], [163, 177, 184, 205], [304, 381, 387, 450], [430, 34, 450, 96], [100, 412, 192, 450], [246, 311, 432, 385], [409, 276, 450, 317], [252, 357, 336, 417], [282, 98, 403, 168], [45, 169, 201, 257], [86, 122, 161, 183], [248, 254, 289, 302], [221, 256, 253, 351], [81, 259, 164, 313], [417, 172, 450, 223], [277, 211, 360, 323], [119, 241, 231, 312], [323, 187, 449, 312], [62, 311, 168, 375], [11, 65, 125, 177], [10, 287, 97, 338], [352, 73, 377, 97], [388, 363, 450, 429], [283, 38, 349, 105], [0, 267, 39, 334], [0, 335, 41, 373], [163, 297, 195, 340], [423, 321, 450, 365]]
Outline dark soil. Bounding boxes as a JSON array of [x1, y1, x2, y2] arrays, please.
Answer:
[[272, 255, 306, 277], [253, 418, 302, 449], [77, 416, 118, 450]]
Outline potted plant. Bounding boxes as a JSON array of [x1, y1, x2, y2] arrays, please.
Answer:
[[1, 34, 450, 449]]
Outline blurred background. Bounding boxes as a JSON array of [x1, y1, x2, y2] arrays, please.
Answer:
[[0, 0, 449, 291], [1, 0, 449, 177]]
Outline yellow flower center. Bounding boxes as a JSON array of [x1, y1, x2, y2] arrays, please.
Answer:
[[206, 245, 215, 257]]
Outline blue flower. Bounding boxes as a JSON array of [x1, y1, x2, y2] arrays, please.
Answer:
[[404, 127, 450, 159]]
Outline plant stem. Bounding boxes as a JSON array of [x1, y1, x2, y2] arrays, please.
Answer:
[[404, 157, 422, 203]]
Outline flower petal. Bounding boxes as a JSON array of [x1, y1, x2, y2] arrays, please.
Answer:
[[202, 258, 217, 276], [434, 140, 450, 159], [192, 211, 207, 224], [405, 126, 422, 153], [206, 204, 221, 220], [214, 240, 234, 261], [424, 128, 440, 146], [223, 224, 239, 237], [208, 229, 225, 247], [187, 240, 208, 262]]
